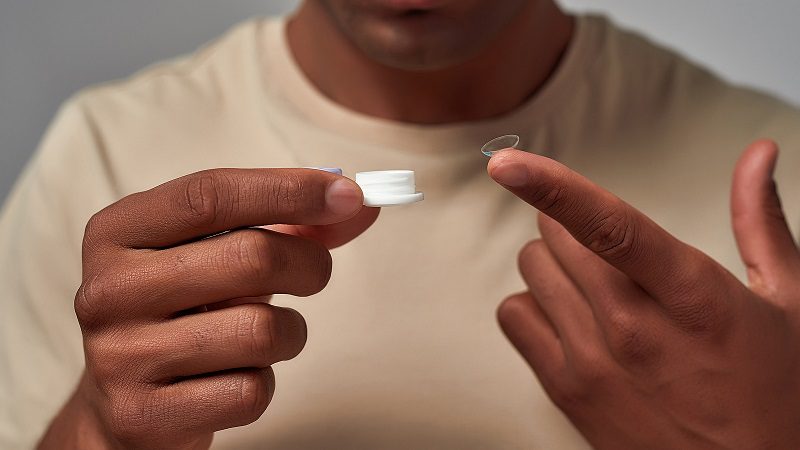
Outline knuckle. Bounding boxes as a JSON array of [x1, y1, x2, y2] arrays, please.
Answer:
[[548, 377, 591, 413], [265, 172, 309, 217], [220, 231, 332, 297], [74, 283, 101, 328], [571, 354, 612, 387], [664, 258, 733, 337], [606, 309, 662, 366], [82, 207, 117, 255], [578, 209, 638, 264], [237, 304, 279, 361], [668, 296, 729, 337], [222, 230, 274, 283], [181, 170, 230, 229], [83, 211, 106, 244], [236, 371, 272, 423], [74, 272, 116, 327]]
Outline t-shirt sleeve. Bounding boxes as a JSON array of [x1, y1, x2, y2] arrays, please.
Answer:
[[0, 95, 120, 448]]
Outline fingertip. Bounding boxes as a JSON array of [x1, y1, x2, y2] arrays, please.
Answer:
[[487, 149, 527, 171], [733, 140, 781, 200], [517, 238, 545, 275], [742, 139, 779, 172], [730, 139, 799, 292], [496, 292, 564, 373], [749, 138, 779, 156], [265, 366, 276, 405], [487, 151, 532, 188], [278, 306, 308, 359], [518, 238, 544, 259], [325, 177, 364, 217], [496, 293, 533, 332]]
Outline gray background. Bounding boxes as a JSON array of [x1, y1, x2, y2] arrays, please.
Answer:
[[1, 0, 799, 202]]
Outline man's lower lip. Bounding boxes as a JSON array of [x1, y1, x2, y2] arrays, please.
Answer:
[[380, 9, 447, 28], [375, 0, 445, 11]]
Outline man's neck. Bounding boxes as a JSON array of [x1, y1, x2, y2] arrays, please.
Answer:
[[287, 2, 574, 125]]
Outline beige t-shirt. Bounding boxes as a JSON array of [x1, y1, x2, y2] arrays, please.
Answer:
[[2, 14, 800, 449]]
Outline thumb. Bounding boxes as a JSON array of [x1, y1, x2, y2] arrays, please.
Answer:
[[268, 206, 380, 249], [731, 139, 800, 296]]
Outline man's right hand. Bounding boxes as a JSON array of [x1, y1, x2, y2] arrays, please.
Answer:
[[39, 168, 379, 449]]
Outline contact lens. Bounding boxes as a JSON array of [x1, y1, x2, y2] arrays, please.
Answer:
[[481, 134, 520, 157]]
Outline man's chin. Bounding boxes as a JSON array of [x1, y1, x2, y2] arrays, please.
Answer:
[[318, 0, 533, 71], [348, 13, 476, 71]]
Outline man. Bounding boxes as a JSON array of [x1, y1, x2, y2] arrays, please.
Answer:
[[2, 0, 799, 448]]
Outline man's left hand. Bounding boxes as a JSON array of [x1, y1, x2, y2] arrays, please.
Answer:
[[488, 140, 800, 449]]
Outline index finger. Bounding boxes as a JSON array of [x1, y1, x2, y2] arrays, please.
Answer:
[[488, 150, 716, 301], [87, 168, 364, 249]]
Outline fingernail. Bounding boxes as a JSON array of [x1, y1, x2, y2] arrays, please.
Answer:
[[326, 178, 363, 215], [307, 167, 344, 175], [491, 162, 530, 187]]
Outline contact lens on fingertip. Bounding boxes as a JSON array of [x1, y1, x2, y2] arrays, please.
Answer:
[[481, 134, 520, 157]]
